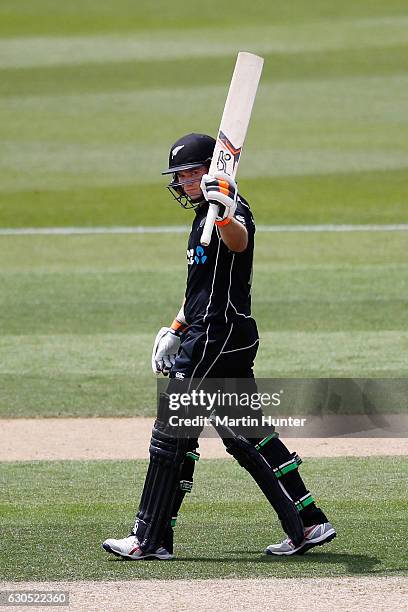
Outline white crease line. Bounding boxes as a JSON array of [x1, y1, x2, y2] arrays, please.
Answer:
[[258, 224, 408, 232], [0, 224, 408, 236]]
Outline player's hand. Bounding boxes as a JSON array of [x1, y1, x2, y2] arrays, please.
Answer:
[[151, 327, 181, 375], [200, 172, 237, 222]]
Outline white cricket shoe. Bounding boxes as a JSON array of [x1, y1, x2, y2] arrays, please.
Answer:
[[102, 534, 173, 560], [265, 522, 336, 556]]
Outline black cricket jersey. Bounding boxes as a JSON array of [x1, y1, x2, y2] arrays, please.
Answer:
[[184, 196, 255, 325]]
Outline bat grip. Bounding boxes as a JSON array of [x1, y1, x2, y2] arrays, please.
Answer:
[[200, 202, 219, 246]]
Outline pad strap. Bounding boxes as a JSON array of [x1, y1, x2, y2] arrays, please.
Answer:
[[186, 451, 200, 461], [254, 432, 279, 451], [180, 480, 193, 492], [294, 492, 315, 511], [273, 453, 302, 478]]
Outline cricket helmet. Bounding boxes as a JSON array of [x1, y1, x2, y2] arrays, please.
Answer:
[[162, 133, 216, 208]]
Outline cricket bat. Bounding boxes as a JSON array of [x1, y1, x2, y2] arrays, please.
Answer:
[[200, 51, 264, 246]]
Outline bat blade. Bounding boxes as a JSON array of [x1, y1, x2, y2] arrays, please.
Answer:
[[201, 51, 264, 246]]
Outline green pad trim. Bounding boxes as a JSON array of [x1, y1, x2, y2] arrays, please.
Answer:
[[273, 453, 302, 478], [186, 451, 200, 461], [170, 517, 177, 528], [254, 432, 278, 451], [295, 493, 315, 511]]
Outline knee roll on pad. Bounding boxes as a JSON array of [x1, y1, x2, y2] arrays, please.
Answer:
[[223, 435, 261, 472], [150, 394, 196, 462], [149, 423, 179, 462], [157, 391, 172, 421]]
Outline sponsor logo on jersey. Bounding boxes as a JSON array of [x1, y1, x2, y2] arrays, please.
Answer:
[[194, 245, 207, 264], [187, 245, 207, 265], [175, 371, 185, 379], [235, 214, 246, 225]]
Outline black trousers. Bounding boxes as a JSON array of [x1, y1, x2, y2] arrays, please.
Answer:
[[170, 316, 259, 382]]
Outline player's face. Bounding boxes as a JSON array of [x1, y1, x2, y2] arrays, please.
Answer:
[[177, 166, 207, 201]]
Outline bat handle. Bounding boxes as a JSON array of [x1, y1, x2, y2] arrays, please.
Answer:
[[200, 203, 219, 246]]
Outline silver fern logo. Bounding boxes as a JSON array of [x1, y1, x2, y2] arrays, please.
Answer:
[[172, 145, 185, 158]]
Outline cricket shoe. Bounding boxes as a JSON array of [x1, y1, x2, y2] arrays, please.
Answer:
[[102, 534, 173, 560], [265, 522, 336, 556]]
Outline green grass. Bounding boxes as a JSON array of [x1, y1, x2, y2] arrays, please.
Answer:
[[0, 1, 407, 226], [1, 1, 407, 590], [1, 458, 407, 580], [2, 47, 408, 99], [1, 1, 407, 37], [0, 1, 407, 416], [0, 231, 407, 417], [1, 169, 408, 228]]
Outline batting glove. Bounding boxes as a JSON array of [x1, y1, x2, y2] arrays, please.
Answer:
[[151, 327, 181, 375], [200, 171, 237, 225]]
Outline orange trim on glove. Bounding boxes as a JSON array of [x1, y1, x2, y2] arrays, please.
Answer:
[[215, 217, 232, 227], [218, 179, 230, 196], [171, 319, 189, 334]]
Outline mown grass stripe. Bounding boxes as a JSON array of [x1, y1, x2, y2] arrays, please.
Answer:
[[1, 16, 408, 69], [1, 224, 408, 236], [2, 45, 408, 99]]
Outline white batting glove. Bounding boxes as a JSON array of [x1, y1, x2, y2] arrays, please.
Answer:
[[200, 172, 237, 222], [151, 327, 181, 375]]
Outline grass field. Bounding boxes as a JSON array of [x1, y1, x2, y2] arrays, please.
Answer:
[[0, 231, 407, 416], [1, 458, 407, 581], [1, 1, 407, 417], [1, 1, 408, 227], [0, 1, 407, 596]]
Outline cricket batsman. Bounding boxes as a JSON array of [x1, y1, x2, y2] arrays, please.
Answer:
[[102, 133, 336, 559]]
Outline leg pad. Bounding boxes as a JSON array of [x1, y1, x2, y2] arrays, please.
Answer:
[[213, 418, 304, 547]]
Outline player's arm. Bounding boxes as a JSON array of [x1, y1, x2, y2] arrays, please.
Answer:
[[151, 302, 188, 375], [217, 217, 248, 253], [200, 172, 248, 253]]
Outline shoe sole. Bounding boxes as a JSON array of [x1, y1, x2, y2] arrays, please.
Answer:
[[265, 529, 337, 556], [102, 542, 173, 561]]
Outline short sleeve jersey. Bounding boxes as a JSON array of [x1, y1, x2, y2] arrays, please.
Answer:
[[184, 196, 255, 325]]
